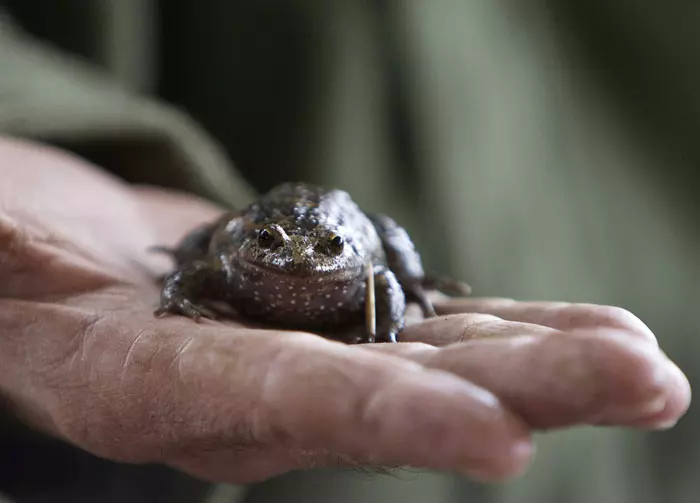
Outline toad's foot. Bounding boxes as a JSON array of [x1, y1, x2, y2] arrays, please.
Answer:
[[154, 260, 225, 323], [154, 297, 218, 323]]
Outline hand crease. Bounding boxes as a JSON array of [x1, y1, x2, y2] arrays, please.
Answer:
[[73, 312, 101, 368], [120, 328, 151, 378], [170, 336, 195, 378]]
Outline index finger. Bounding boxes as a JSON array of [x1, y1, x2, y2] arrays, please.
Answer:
[[160, 324, 533, 483]]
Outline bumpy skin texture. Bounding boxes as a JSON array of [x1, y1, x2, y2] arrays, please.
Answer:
[[154, 182, 471, 343]]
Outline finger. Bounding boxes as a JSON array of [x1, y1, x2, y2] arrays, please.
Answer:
[[607, 360, 691, 430], [399, 312, 563, 345], [159, 325, 534, 483], [361, 330, 690, 431], [432, 298, 657, 344]]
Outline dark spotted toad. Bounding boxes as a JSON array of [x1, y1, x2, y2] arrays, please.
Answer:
[[152, 182, 470, 343]]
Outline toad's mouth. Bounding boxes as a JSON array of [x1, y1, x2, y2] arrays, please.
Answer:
[[235, 257, 364, 283]]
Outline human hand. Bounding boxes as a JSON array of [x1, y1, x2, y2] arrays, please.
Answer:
[[0, 138, 690, 485]]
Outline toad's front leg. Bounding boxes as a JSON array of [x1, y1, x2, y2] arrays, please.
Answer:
[[368, 213, 472, 320], [368, 265, 406, 343], [154, 260, 226, 322]]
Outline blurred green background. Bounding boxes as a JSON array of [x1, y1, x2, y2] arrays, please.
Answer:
[[1, 1, 699, 502]]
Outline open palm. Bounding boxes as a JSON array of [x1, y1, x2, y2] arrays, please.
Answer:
[[0, 138, 689, 485]]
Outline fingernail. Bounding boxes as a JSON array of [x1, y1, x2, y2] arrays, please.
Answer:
[[633, 363, 691, 430], [461, 438, 535, 482], [649, 418, 679, 430], [628, 357, 689, 423], [602, 382, 667, 424], [632, 394, 668, 419]]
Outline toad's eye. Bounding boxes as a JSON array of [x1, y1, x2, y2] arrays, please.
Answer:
[[257, 224, 290, 249], [258, 228, 275, 248], [328, 233, 345, 255]]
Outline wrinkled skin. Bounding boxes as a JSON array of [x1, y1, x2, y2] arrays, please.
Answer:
[[0, 137, 691, 485], [153, 182, 471, 343]]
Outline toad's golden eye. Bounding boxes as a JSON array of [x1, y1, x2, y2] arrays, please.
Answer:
[[258, 228, 275, 248], [328, 233, 344, 255], [257, 224, 290, 249]]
